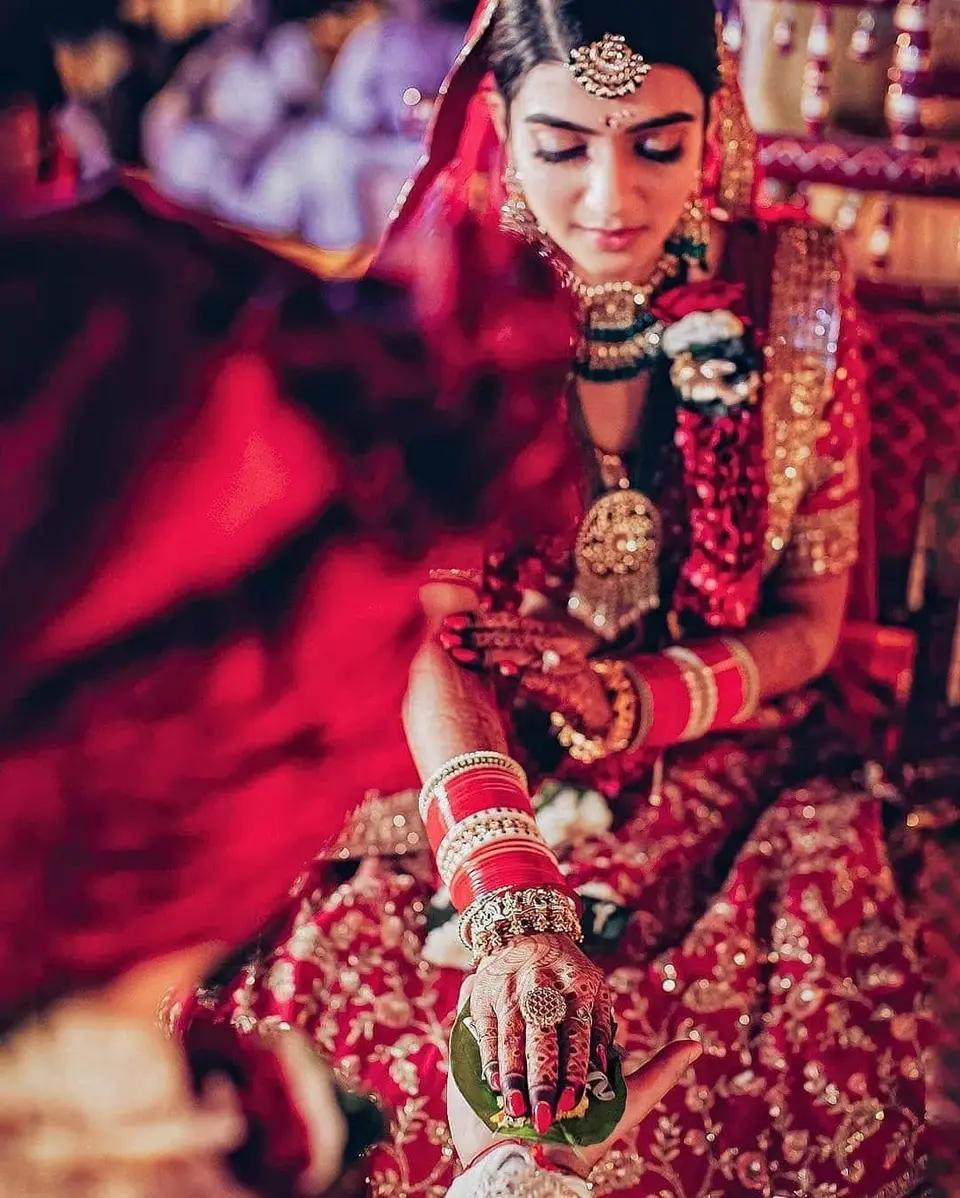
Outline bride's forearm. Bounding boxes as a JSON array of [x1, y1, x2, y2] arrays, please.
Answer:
[[618, 571, 851, 750], [403, 637, 508, 779], [403, 583, 508, 781]]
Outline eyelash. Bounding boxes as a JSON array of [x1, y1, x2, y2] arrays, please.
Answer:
[[534, 142, 684, 165]]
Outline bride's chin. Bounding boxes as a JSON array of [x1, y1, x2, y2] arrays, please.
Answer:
[[568, 245, 659, 286]]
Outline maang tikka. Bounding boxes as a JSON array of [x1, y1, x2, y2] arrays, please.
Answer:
[[569, 33, 651, 98]]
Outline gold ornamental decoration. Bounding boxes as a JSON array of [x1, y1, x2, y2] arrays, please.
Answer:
[[569, 34, 651, 99], [568, 488, 662, 640]]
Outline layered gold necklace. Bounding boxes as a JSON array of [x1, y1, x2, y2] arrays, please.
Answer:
[[567, 247, 678, 382], [565, 250, 679, 641]]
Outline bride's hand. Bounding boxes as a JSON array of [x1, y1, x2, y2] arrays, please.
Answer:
[[450, 976, 701, 1173], [439, 612, 612, 734], [469, 932, 611, 1135]]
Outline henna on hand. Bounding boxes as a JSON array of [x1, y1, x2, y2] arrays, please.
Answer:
[[469, 934, 608, 1134]]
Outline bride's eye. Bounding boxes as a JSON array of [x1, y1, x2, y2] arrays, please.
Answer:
[[635, 136, 684, 164], [533, 139, 588, 164]]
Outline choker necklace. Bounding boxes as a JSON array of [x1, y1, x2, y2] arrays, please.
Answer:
[[568, 249, 679, 383]]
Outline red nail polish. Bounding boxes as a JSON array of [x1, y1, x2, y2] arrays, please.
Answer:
[[438, 631, 463, 651], [597, 1044, 608, 1072], [451, 647, 481, 666], [506, 1090, 527, 1118], [558, 1086, 577, 1114], [498, 660, 520, 678], [490, 1071, 502, 1093], [534, 1101, 553, 1135], [443, 614, 473, 631]]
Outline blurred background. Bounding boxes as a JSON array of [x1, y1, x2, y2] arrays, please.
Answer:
[[38, 0, 475, 254]]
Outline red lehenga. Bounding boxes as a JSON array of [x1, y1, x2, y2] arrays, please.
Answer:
[[181, 7, 933, 1196]]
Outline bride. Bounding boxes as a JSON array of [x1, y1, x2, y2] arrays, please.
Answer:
[[184, 0, 932, 1193]]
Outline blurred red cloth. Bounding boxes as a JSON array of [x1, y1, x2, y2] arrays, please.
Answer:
[[0, 179, 577, 1019]]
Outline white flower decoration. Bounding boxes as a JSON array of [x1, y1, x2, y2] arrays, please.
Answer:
[[661, 309, 745, 359], [423, 918, 472, 971], [535, 785, 612, 849]]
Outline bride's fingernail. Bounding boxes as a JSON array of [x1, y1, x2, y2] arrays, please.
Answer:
[[490, 1070, 502, 1093], [499, 660, 520, 678], [451, 647, 482, 666], [506, 1088, 527, 1118], [534, 1101, 553, 1135], [443, 614, 473, 631], [558, 1086, 577, 1114]]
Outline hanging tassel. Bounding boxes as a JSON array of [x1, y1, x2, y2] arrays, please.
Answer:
[[947, 599, 960, 707], [907, 500, 932, 614], [801, 4, 834, 134], [833, 190, 864, 235], [649, 755, 665, 807], [867, 196, 895, 273], [849, 8, 880, 62], [773, 3, 797, 55], [724, 0, 744, 56]]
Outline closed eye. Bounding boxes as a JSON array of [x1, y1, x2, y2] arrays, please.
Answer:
[[635, 137, 684, 163], [534, 144, 588, 164]]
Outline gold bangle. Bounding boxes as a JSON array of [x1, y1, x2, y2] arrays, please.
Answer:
[[722, 636, 761, 723], [549, 660, 640, 765], [459, 887, 581, 959], [436, 810, 545, 887], [664, 647, 718, 741], [418, 752, 528, 821], [623, 661, 654, 749]]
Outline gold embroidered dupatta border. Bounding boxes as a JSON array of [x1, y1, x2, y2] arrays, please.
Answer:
[[762, 223, 844, 575]]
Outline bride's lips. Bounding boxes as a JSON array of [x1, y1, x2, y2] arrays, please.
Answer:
[[578, 226, 646, 253]]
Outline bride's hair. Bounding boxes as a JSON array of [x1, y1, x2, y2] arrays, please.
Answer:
[[489, 0, 721, 103]]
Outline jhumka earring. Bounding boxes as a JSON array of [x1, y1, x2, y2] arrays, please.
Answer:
[[667, 179, 710, 268], [500, 163, 543, 246]]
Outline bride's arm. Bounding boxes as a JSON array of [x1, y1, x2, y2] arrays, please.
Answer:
[[404, 583, 609, 1136], [403, 584, 508, 775], [436, 570, 849, 759]]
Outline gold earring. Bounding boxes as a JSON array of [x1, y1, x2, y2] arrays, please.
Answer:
[[667, 180, 710, 267], [500, 164, 541, 244]]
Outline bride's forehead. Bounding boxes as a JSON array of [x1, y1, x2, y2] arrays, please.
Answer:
[[510, 62, 703, 124]]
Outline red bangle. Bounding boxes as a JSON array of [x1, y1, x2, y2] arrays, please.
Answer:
[[684, 641, 747, 727], [449, 850, 565, 911], [635, 655, 692, 747], [424, 771, 533, 850]]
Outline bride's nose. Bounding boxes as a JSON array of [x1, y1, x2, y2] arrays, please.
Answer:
[[581, 142, 644, 225]]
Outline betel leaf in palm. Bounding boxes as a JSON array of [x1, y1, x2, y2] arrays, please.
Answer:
[[449, 1004, 626, 1148]]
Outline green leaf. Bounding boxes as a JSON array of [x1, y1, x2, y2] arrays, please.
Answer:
[[449, 1004, 626, 1148]]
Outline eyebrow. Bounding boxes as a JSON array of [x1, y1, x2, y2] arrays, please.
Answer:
[[524, 111, 696, 135]]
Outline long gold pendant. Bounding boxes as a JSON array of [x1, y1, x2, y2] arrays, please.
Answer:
[[568, 453, 661, 641]]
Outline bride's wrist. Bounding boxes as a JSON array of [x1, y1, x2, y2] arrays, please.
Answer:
[[459, 887, 583, 963]]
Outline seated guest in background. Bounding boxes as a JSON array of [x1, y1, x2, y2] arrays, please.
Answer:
[[296, 0, 472, 249], [142, 0, 329, 233]]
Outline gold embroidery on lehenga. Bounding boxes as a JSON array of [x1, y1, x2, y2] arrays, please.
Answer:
[[762, 225, 843, 574]]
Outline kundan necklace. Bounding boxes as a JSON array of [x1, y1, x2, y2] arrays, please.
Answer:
[[569, 247, 679, 383], [568, 447, 662, 641]]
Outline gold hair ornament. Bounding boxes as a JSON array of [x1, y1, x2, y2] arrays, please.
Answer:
[[569, 33, 651, 99]]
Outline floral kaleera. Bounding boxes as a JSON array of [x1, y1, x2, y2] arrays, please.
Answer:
[[652, 278, 767, 631]]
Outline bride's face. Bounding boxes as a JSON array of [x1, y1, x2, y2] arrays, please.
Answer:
[[495, 62, 705, 284]]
